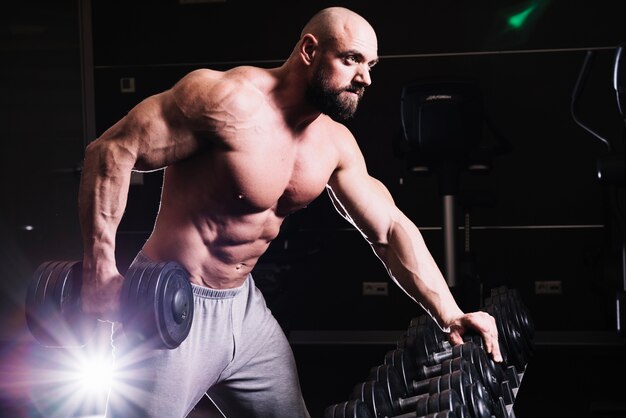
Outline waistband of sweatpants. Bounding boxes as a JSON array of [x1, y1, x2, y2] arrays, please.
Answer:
[[131, 250, 247, 299]]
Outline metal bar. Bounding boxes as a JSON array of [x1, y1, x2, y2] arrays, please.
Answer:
[[93, 46, 619, 70]]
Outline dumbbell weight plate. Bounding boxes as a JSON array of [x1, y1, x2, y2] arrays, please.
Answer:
[[487, 291, 534, 361], [121, 261, 193, 349], [25, 260, 96, 347], [122, 261, 160, 343], [484, 302, 526, 371], [154, 262, 194, 349]]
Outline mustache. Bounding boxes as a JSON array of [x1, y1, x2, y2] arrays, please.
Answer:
[[344, 85, 365, 97]]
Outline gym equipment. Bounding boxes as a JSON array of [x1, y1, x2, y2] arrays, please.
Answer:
[[486, 287, 535, 361], [25, 259, 194, 349], [367, 364, 496, 418], [403, 336, 502, 401], [383, 348, 512, 414], [385, 349, 481, 397], [406, 288, 533, 375], [352, 380, 469, 418], [323, 399, 460, 418], [403, 312, 523, 404], [323, 399, 373, 418], [325, 286, 533, 418], [324, 399, 461, 418]]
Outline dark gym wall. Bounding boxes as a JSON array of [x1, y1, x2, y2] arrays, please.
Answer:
[[1, 0, 84, 343], [90, 0, 626, 334]]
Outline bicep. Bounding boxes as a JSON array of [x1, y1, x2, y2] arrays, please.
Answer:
[[327, 150, 397, 244], [96, 91, 201, 171]]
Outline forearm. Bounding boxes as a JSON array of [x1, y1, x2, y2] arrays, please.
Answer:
[[78, 140, 133, 270], [372, 217, 464, 330]]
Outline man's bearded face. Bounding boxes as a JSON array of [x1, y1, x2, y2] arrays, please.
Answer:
[[306, 63, 365, 121]]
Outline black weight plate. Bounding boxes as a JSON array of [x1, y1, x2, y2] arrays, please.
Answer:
[[333, 401, 347, 418], [494, 293, 532, 365], [58, 261, 95, 347], [26, 260, 91, 347], [124, 261, 160, 344], [345, 399, 371, 418], [482, 303, 511, 367], [121, 261, 149, 339], [32, 261, 67, 346], [502, 290, 535, 355], [420, 389, 459, 416], [490, 297, 527, 370], [25, 261, 60, 345], [155, 262, 193, 349]]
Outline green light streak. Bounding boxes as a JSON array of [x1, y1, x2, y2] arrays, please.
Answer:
[[508, 4, 537, 29]]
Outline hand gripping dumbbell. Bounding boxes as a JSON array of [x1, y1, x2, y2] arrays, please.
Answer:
[[409, 315, 519, 398], [484, 288, 534, 371], [367, 364, 495, 418], [351, 379, 470, 418], [25, 259, 194, 349], [382, 351, 509, 418], [488, 286, 534, 346], [405, 315, 519, 401]]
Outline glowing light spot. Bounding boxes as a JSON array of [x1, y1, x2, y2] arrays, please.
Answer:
[[507, 4, 537, 29], [75, 356, 114, 393]]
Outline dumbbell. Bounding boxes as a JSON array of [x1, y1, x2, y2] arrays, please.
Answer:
[[324, 398, 374, 418], [406, 316, 519, 399], [409, 288, 534, 372], [484, 288, 534, 370], [410, 312, 523, 386], [384, 349, 482, 397], [352, 379, 470, 418], [324, 399, 462, 418], [25, 259, 194, 349], [366, 364, 496, 418], [382, 350, 510, 417], [403, 334, 504, 403], [488, 286, 534, 345], [480, 302, 526, 372]]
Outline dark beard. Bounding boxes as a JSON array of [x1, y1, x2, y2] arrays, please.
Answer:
[[306, 67, 364, 121]]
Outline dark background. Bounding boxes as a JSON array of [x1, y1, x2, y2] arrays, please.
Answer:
[[1, 0, 626, 417]]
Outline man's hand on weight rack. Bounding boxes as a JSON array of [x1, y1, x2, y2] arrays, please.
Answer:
[[447, 311, 503, 363]]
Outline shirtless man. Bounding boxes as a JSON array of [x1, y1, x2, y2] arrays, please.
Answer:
[[79, 6, 502, 418]]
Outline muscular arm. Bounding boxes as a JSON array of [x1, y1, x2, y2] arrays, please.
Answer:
[[78, 70, 210, 317], [327, 127, 502, 361]]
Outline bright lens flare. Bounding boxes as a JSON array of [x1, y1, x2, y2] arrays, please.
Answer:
[[74, 355, 115, 393], [27, 344, 118, 418]]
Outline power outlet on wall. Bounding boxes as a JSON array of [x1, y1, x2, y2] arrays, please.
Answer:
[[363, 282, 388, 296], [535, 280, 562, 295]]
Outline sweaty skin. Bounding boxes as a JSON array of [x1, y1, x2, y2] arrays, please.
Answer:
[[78, 7, 502, 362]]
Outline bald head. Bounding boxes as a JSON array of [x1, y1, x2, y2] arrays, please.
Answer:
[[300, 7, 376, 48]]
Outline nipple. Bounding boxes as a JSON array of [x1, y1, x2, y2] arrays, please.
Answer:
[[236, 263, 243, 270]]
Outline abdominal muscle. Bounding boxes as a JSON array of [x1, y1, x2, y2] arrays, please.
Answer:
[[142, 200, 286, 289], [139, 153, 299, 289]]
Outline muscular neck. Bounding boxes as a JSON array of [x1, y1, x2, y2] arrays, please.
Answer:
[[269, 62, 322, 131]]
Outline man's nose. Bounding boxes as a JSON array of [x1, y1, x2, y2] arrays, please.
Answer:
[[355, 66, 372, 87]]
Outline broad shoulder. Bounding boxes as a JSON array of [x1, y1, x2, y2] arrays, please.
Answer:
[[313, 117, 365, 171], [170, 67, 274, 125]]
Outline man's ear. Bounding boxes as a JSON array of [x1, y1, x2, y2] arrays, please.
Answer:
[[300, 34, 318, 65]]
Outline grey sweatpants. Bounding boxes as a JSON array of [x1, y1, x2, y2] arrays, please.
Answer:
[[105, 251, 310, 418]]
